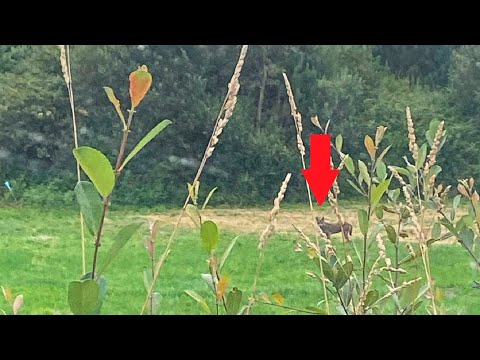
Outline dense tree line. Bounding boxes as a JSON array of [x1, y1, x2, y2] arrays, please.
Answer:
[[0, 45, 479, 206]]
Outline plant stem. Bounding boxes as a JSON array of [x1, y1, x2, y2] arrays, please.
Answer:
[[63, 45, 87, 275], [90, 110, 134, 280], [363, 161, 375, 287], [394, 214, 401, 288], [335, 287, 349, 315], [141, 46, 249, 315]]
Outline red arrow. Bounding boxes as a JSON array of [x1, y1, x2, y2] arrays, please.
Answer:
[[302, 134, 340, 206]]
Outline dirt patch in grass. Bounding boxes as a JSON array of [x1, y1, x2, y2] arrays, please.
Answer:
[[145, 207, 467, 244]]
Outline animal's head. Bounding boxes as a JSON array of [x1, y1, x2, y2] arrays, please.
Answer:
[[316, 216, 325, 224]]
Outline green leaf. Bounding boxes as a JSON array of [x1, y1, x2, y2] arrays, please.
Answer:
[[68, 279, 100, 315], [376, 145, 392, 164], [440, 219, 458, 237], [453, 195, 462, 211], [226, 288, 243, 315], [385, 225, 397, 245], [97, 223, 143, 276], [321, 260, 334, 283], [74, 181, 103, 236], [347, 180, 365, 196], [364, 290, 379, 308], [143, 268, 153, 292], [358, 209, 369, 236], [201, 220, 219, 253], [184, 290, 210, 314], [432, 222, 441, 240], [345, 156, 355, 175], [459, 228, 475, 252], [333, 262, 352, 290], [121, 120, 172, 171], [358, 160, 371, 186], [335, 134, 343, 153], [219, 235, 240, 272], [374, 205, 384, 220], [202, 187, 218, 211], [201, 274, 216, 294], [375, 160, 387, 181], [305, 306, 327, 315], [81, 272, 107, 314], [416, 143, 428, 170], [73, 147, 115, 198], [400, 280, 421, 309], [425, 165, 442, 184], [371, 178, 391, 208]]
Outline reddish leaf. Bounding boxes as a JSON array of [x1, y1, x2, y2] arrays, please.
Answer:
[[216, 275, 231, 301], [364, 135, 376, 160], [129, 65, 152, 108]]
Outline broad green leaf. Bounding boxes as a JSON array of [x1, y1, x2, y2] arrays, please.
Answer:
[[375, 160, 387, 181], [73, 147, 115, 198], [459, 228, 475, 252], [364, 290, 379, 308], [416, 143, 428, 170], [74, 181, 103, 236], [202, 187, 218, 210], [68, 279, 100, 315], [81, 272, 107, 314], [345, 156, 355, 174], [347, 180, 365, 196], [121, 120, 172, 171], [335, 134, 343, 153], [425, 165, 442, 184], [371, 178, 391, 208], [226, 288, 243, 315], [219, 235, 240, 272], [439, 218, 458, 237], [333, 262, 351, 290], [321, 260, 334, 283], [432, 222, 441, 240], [374, 205, 384, 220], [184, 290, 211, 314], [97, 223, 143, 276], [358, 209, 369, 236], [358, 160, 371, 185], [201, 220, 219, 253], [385, 225, 397, 245]]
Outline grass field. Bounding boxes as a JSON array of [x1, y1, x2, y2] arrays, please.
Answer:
[[1, 205, 479, 315]]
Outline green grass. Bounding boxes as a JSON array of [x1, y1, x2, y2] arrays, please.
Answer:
[[1, 206, 479, 315]]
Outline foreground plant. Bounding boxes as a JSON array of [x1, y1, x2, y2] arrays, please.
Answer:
[[67, 64, 172, 315], [141, 45, 248, 315], [183, 182, 245, 315]]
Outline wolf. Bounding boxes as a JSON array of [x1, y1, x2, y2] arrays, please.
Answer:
[[316, 216, 353, 242]]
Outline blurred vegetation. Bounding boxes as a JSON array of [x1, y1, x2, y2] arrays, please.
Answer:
[[1, 45, 478, 207]]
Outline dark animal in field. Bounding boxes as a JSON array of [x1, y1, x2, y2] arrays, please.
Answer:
[[316, 216, 353, 242]]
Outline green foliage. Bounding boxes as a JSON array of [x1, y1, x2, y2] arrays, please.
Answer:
[[4, 45, 477, 206], [74, 181, 102, 236]]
